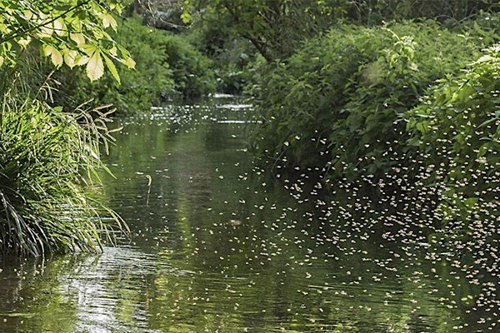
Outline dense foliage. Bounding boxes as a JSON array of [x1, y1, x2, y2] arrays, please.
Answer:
[[251, 20, 494, 180], [0, 0, 135, 82], [0, 0, 132, 255], [1, 0, 498, 256], [161, 33, 215, 98], [242, 12, 499, 250], [406, 45, 499, 240], [54, 16, 175, 113], [53, 16, 215, 113], [184, 8, 261, 94], [184, 0, 499, 62]]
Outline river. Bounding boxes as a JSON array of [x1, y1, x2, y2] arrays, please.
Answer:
[[0, 97, 497, 332]]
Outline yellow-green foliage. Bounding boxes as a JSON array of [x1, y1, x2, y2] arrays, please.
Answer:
[[56, 16, 175, 113], [0, 0, 135, 81], [0, 0, 132, 255]]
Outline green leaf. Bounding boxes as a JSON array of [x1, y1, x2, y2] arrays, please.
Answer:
[[181, 11, 192, 23], [86, 51, 104, 81], [123, 57, 136, 69], [100, 13, 117, 30], [53, 18, 67, 36], [63, 49, 78, 69], [43, 45, 63, 67], [76, 54, 90, 66], [104, 55, 120, 84], [17, 37, 31, 48], [70, 33, 85, 46]]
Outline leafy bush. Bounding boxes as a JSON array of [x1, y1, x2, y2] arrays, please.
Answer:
[[0, 95, 126, 255], [343, 0, 498, 24], [162, 33, 216, 98], [54, 16, 175, 114], [251, 20, 494, 181], [55, 16, 215, 114], [406, 45, 499, 236], [185, 8, 258, 94], [185, 0, 498, 65]]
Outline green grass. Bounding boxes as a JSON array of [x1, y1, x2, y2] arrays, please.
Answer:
[[0, 93, 127, 256]]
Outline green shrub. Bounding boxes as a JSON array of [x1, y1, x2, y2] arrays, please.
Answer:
[[54, 16, 175, 114], [162, 33, 216, 98], [406, 45, 499, 236], [185, 8, 258, 94], [251, 20, 494, 181], [343, 0, 498, 24], [0, 95, 126, 255], [55, 16, 215, 114]]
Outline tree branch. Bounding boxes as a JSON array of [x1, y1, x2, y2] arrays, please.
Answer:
[[0, 0, 93, 45]]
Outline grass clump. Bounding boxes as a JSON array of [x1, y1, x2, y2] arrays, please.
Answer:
[[0, 95, 126, 256]]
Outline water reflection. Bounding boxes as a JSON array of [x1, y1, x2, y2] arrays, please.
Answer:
[[0, 98, 496, 332]]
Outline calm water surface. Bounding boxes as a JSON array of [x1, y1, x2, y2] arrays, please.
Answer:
[[0, 98, 497, 332]]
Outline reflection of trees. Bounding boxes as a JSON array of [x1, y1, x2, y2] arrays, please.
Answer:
[[0, 256, 80, 332]]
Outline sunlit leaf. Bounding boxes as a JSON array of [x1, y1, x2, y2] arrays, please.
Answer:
[[101, 13, 117, 30], [53, 18, 67, 36], [70, 33, 85, 46], [123, 57, 136, 69], [64, 49, 78, 68], [86, 51, 104, 81], [43, 45, 63, 67], [104, 54, 120, 84]]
